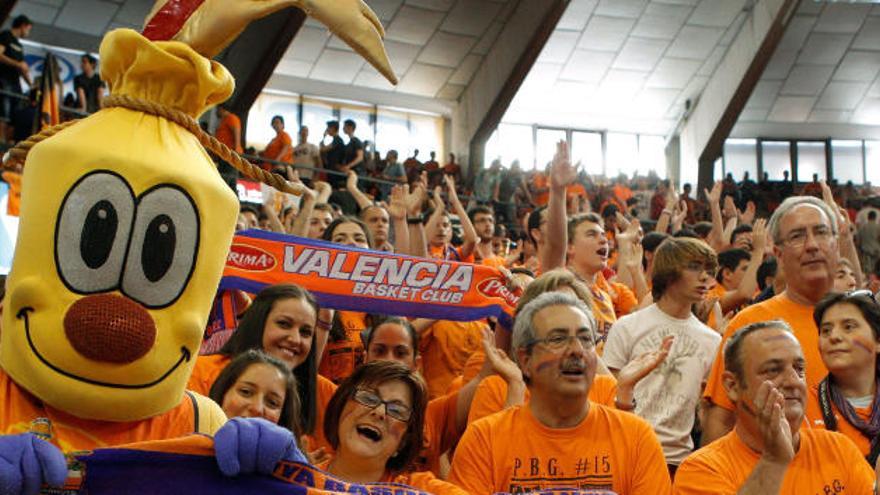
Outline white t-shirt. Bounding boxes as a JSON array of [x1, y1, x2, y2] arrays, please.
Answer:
[[603, 303, 721, 465], [293, 142, 320, 179]]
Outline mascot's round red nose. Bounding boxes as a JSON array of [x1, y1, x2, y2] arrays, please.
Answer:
[[63, 294, 157, 364]]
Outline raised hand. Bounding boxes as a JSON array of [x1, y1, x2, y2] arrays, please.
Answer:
[[431, 186, 446, 214], [704, 181, 722, 204], [616, 217, 641, 246], [616, 335, 674, 391], [443, 174, 462, 207], [144, 0, 396, 83], [722, 195, 737, 219], [346, 170, 360, 192], [754, 381, 796, 465], [550, 140, 577, 189], [751, 218, 768, 256], [387, 185, 408, 221], [740, 201, 756, 226], [479, 328, 522, 384], [406, 182, 426, 216], [672, 200, 688, 226]]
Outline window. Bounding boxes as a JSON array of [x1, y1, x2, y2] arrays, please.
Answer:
[[760, 141, 790, 181], [376, 108, 410, 158], [831, 140, 864, 184], [246, 92, 300, 150], [867, 141, 880, 186], [302, 98, 335, 148], [497, 124, 534, 170], [606, 133, 638, 178], [410, 113, 444, 162], [638, 135, 666, 178], [796, 141, 826, 182], [713, 157, 724, 181], [724, 139, 758, 181], [536, 128, 566, 171], [571, 131, 603, 175]]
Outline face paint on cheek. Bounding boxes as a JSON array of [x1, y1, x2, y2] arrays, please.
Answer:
[[851, 334, 876, 354], [535, 356, 561, 373]]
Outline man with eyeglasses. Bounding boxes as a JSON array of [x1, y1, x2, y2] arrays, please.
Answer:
[[603, 237, 723, 478], [701, 196, 840, 445], [673, 321, 875, 494], [449, 292, 672, 495]]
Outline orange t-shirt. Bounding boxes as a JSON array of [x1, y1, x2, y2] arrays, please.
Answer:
[[0, 370, 223, 453], [804, 383, 873, 457], [319, 311, 368, 385], [2, 171, 21, 216], [673, 428, 874, 494], [429, 244, 475, 264], [414, 391, 460, 475], [449, 402, 672, 495], [187, 353, 231, 395], [595, 272, 637, 319], [613, 184, 633, 205], [264, 131, 293, 165], [215, 113, 243, 153], [566, 183, 587, 200], [702, 294, 828, 412], [467, 374, 618, 426], [305, 374, 338, 455], [420, 320, 488, 399], [480, 254, 507, 269], [532, 173, 550, 207], [706, 283, 726, 303]]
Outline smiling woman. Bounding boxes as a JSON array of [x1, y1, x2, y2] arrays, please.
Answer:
[[807, 291, 880, 464], [320, 361, 466, 494]]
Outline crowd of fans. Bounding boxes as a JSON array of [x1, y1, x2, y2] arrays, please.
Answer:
[[186, 106, 880, 494], [4, 33, 880, 489]]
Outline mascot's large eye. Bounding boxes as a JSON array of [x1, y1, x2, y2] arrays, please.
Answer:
[[56, 172, 135, 293], [121, 186, 199, 308]]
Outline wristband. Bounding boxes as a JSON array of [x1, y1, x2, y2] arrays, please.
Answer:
[[615, 396, 636, 411], [660, 209, 673, 216], [316, 319, 332, 330], [406, 216, 423, 225]]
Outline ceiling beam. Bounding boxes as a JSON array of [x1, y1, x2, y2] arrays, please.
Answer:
[[686, 0, 801, 192], [467, 0, 570, 174], [699, 0, 800, 166], [676, 0, 801, 193]]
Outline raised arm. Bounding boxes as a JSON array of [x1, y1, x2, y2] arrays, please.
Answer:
[[346, 171, 374, 210], [542, 141, 576, 271], [446, 175, 477, 260], [718, 219, 766, 312], [387, 185, 410, 254]]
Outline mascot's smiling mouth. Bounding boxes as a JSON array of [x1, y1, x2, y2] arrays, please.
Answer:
[[18, 307, 191, 389]]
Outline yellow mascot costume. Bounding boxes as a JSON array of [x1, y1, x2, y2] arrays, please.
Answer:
[[0, 1, 394, 493]]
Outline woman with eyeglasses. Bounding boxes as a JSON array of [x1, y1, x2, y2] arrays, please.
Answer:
[[808, 291, 880, 465], [320, 360, 466, 494]]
